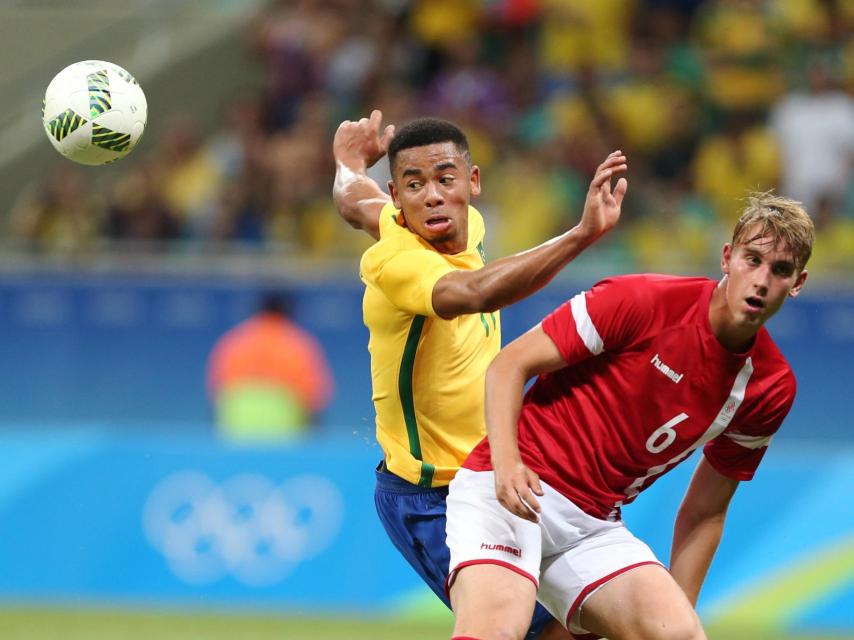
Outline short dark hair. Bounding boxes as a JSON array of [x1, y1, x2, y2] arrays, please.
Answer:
[[387, 118, 471, 171]]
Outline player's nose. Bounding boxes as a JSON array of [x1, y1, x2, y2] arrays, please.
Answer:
[[424, 182, 444, 207]]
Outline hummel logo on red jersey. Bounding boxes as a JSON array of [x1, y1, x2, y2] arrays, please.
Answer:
[[481, 542, 522, 557], [651, 353, 684, 383]]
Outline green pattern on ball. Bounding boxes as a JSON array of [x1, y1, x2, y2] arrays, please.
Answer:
[[91, 123, 131, 152], [46, 108, 88, 142], [87, 70, 111, 117], [113, 66, 139, 85]]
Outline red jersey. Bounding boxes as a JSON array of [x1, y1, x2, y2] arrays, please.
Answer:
[[464, 275, 796, 521]]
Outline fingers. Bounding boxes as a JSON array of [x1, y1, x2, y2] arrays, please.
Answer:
[[613, 177, 628, 206], [529, 471, 544, 497], [334, 110, 394, 158], [368, 109, 383, 133], [496, 469, 544, 523], [338, 109, 386, 134], [499, 491, 539, 522], [380, 123, 395, 150], [589, 152, 627, 191], [517, 486, 541, 522]]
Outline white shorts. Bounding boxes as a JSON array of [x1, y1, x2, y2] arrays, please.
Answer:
[[446, 468, 662, 635]]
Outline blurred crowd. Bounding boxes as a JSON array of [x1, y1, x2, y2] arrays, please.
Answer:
[[9, 0, 854, 275]]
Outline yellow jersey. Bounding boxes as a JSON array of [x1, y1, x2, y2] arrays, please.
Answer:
[[360, 203, 501, 487]]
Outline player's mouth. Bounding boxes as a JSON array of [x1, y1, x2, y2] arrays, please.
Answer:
[[425, 216, 452, 232], [744, 296, 765, 314]]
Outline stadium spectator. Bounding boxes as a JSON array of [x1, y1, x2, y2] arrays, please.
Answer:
[[18, 0, 854, 274], [7, 165, 102, 253], [771, 55, 854, 218], [446, 193, 814, 640], [332, 109, 628, 638], [103, 159, 181, 243], [206, 292, 333, 441], [692, 113, 780, 223], [693, 0, 785, 113]]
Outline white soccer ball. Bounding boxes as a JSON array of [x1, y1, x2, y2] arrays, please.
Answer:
[[42, 60, 147, 165]]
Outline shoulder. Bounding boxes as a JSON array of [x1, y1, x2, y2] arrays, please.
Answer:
[[585, 274, 708, 314], [752, 329, 797, 396], [588, 273, 707, 296], [733, 330, 797, 430], [361, 207, 426, 274]]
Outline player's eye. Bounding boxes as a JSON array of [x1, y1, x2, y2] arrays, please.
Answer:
[[440, 175, 455, 184]]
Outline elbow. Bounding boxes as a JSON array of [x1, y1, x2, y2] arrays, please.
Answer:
[[341, 211, 364, 231], [485, 350, 512, 391], [332, 197, 365, 231], [486, 350, 530, 398]]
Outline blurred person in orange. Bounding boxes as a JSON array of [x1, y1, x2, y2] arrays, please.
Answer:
[[206, 292, 333, 441]]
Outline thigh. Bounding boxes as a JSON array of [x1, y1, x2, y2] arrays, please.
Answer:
[[451, 563, 538, 640], [447, 471, 575, 640], [446, 469, 542, 591], [537, 517, 661, 635], [579, 564, 705, 640], [374, 469, 451, 606]]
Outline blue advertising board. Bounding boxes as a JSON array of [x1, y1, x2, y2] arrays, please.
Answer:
[[0, 271, 850, 445], [0, 430, 851, 636]]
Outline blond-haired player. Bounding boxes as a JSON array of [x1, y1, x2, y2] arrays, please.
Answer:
[[447, 194, 815, 640]]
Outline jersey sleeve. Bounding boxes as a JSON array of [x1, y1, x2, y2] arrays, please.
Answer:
[[362, 247, 455, 317], [542, 276, 655, 365], [703, 371, 796, 481]]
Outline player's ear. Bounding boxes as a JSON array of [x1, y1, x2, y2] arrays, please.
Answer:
[[469, 165, 481, 197], [388, 179, 402, 209], [721, 243, 733, 275], [788, 269, 808, 298]]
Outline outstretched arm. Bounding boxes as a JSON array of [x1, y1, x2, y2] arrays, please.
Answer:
[[332, 109, 395, 240], [432, 152, 628, 319], [670, 456, 740, 605], [486, 325, 568, 522]]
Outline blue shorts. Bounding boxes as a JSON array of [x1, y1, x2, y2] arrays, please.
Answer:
[[374, 462, 555, 638]]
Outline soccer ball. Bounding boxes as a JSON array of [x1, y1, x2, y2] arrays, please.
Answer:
[[42, 60, 147, 165]]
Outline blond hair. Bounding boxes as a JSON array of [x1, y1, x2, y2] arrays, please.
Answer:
[[732, 193, 815, 271]]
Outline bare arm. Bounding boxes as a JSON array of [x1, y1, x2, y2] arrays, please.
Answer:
[[332, 109, 395, 240], [670, 456, 740, 605], [486, 325, 568, 522], [432, 152, 628, 319]]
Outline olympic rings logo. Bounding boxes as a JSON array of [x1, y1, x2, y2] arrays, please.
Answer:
[[142, 471, 344, 586]]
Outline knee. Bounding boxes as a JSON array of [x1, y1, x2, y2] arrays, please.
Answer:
[[452, 625, 526, 640], [636, 611, 704, 640]]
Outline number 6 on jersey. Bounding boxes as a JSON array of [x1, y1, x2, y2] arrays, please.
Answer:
[[645, 413, 689, 454]]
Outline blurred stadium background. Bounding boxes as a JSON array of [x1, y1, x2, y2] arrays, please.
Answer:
[[0, 0, 852, 638]]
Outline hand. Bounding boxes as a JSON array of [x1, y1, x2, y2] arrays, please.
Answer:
[[494, 461, 544, 523], [578, 150, 628, 241], [333, 109, 395, 171]]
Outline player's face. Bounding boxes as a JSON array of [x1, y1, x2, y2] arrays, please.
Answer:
[[388, 142, 481, 254], [715, 226, 808, 348]]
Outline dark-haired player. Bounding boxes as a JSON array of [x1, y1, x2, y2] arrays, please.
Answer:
[[332, 110, 626, 638]]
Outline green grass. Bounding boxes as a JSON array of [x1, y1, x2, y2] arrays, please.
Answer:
[[0, 608, 452, 640], [0, 607, 849, 640]]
